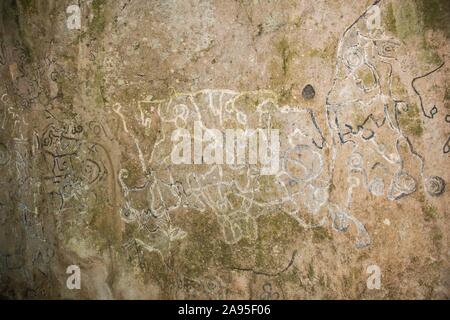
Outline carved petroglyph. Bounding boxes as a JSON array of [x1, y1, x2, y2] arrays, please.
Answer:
[[110, 89, 332, 252], [325, 0, 447, 247], [106, 0, 449, 253]]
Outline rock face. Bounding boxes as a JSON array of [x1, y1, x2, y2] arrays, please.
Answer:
[[0, 0, 449, 299]]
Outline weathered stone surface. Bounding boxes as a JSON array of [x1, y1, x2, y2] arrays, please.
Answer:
[[0, 0, 449, 299]]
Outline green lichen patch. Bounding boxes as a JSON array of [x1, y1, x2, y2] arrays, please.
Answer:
[[390, 1, 423, 41], [384, 2, 396, 34], [416, 0, 450, 38], [306, 37, 338, 63], [419, 40, 442, 66], [18, 0, 36, 14], [174, 212, 222, 278], [276, 38, 296, 76], [356, 68, 375, 88], [384, 1, 444, 67], [398, 103, 423, 137], [89, 0, 107, 36], [430, 226, 443, 251], [445, 86, 450, 101], [312, 226, 332, 243], [422, 203, 438, 222], [268, 38, 298, 104], [254, 212, 303, 271], [391, 75, 408, 98]]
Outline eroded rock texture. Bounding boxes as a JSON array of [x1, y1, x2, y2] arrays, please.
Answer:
[[0, 0, 449, 299]]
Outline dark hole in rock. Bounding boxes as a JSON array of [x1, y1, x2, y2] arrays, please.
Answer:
[[302, 84, 315, 100]]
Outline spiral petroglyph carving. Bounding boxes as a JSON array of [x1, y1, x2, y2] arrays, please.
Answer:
[[425, 176, 445, 197]]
